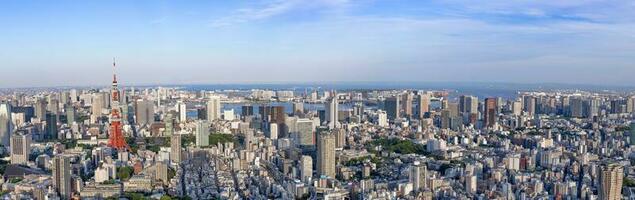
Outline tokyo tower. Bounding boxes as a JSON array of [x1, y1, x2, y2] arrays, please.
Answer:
[[108, 58, 128, 151]]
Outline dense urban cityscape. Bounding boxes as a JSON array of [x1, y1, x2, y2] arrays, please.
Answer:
[[0, 62, 634, 200], [2, 1, 635, 200]]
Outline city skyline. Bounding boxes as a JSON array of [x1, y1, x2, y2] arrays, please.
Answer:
[[1, 0, 635, 87]]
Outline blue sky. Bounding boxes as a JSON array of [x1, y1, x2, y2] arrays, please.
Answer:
[[1, 0, 634, 87]]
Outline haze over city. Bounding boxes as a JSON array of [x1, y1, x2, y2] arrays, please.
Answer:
[[1, 0, 634, 87]]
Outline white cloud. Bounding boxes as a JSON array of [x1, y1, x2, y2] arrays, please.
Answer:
[[210, 0, 351, 27]]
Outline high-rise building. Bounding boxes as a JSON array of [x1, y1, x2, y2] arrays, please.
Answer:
[[317, 129, 336, 178], [295, 118, 314, 148], [45, 112, 58, 140], [466, 175, 477, 194], [135, 99, 154, 126], [484, 98, 498, 128], [241, 105, 254, 117], [409, 161, 427, 191], [206, 96, 221, 122], [599, 163, 623, 200], [10, 130, 31, 165], [325, 92, 338, 129], [418, 94, 430, 119], [0, 103, 12, 147], [300, 155, 313, 182], [155, 161, 169, 185], [385, 96, 400, 120], [196, 120, 210, 147], [53, 155, 71, 199], [176, 101, 187, 122], [65, 105, 75, 124], [34, 99, 47, 121], [171, 134, 182, 164], [108, 59, 128, 151], [402, 92, 413, 118], [523, 96, 536, 116], [459, 95, 479, 114], [292, 102, 304, 115], [164, 113, 174, 136], [377, 110, 388, 127]]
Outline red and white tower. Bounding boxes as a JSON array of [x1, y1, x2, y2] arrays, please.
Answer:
[[108, 58, 128, 150]]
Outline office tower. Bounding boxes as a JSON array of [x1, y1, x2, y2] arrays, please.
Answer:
[[512, 101, 523, 116], [45, 112, 58, 140], [108, 59, 128, 151], [569, 97, 584, 118], [300, 155, 313, 182], [0, 103, 12, 147], [523, 96, 536, 116], [317, 129, 336, 178], [171, 134, 182, 164], [441, 109, 451, 130], [10, 130, 31, 165], [409, 161, 427, 191], [65, 105, 75, 124], [628, 97, 635, 113], [402, 92, 413, 118], [484, 98, 498, 128], [206, 96, 221, 121], [460, 95, 479, 114], [325, 92, 338, 129], [293, 102, 304, 115], [466, 175, 477, 194], [335, 128, 346, 149], [176, 101, 187, 122], [599, 163, 623, 200], [91, 93, 105, 116], [164, 113, 174, 136], [34, 99, 47, 121], [135, 99, 154, 125], [269, 123, 278, 140], [155, 161, 169, 185], [377, 110, 388, 127], [241, 105, 253, 117], [295, 118, 315, 148], [53, 155, 71, 200], [196, 120, 210, 147], [418, 94, 430, 119], [69, 89, 78, 103], [385, 96, 400, 120]]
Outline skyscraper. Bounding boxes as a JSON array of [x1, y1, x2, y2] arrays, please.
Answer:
[[317, 129, 336, 178], [295, 118, 315, 148], [0, 103, 12, 147], [385, 96, 400, 120], [206, 96, 221, 122], [325, 92, 338, 129], [402, 92, 413, 118], [10, 130, 31, 165], [53, 155, 71, 199], [171, 134, 182, 164], [300, 155, 313, 182], [418, 93, 430, 119], [599, 163, 623, 200], [45, 112, 58, 140], [410, 161, 427, 191], [196, 120, 210, 147], [484, 98, 498, 128], [65, 104, 75, 124], [377, 110, 388, 127], [459, 95, 478, 114], [108, 59, 128, 151], [135, 99, 154, 125], [176, 101, 187, 122]]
